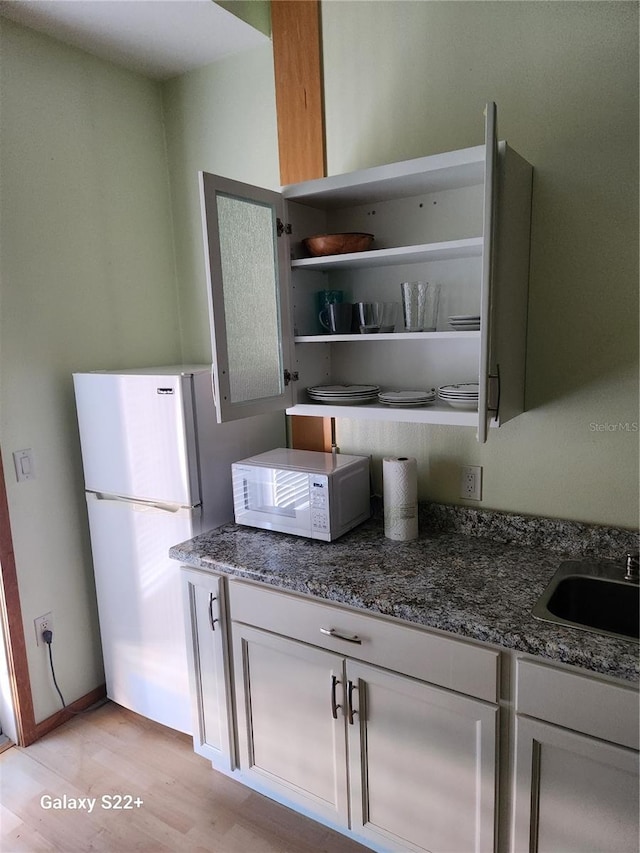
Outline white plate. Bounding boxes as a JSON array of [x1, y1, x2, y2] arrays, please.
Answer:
[[439, 392, 479, 398], [442, 399, 478, 410], [439, 394, 479, 401], [439, 383, 479, 393], [307, 384, 379, 394], [378, 390, 435, 403], [379, 399, 435, 407], [308, 395, 378, 405]]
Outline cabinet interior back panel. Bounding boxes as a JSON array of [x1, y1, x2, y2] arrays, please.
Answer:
[[289, 186, 484, 260], [329, 257, 483, 327], [330, 338, 481, 389], [327, 186, 484, 249]]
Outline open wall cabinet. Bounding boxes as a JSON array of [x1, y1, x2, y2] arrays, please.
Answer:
[[200, 103, 532, 443]]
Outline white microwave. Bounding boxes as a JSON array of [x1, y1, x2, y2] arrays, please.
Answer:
[[231, 448, 371, 542]]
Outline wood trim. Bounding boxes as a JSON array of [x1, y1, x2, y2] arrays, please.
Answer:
[[271, 0, 332, 451], [290, 413, 333, 453], [33, 683, 107, 742], [0, 447, 37, 746], [271, 0, 326, 184]]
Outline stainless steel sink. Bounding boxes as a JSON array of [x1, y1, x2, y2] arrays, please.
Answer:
[[532, 559, 639, 642]]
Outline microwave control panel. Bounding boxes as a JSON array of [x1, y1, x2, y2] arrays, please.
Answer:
[[310, 475, 330, 533]]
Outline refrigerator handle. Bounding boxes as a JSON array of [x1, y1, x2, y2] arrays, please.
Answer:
[[87, 491, 200, 513]]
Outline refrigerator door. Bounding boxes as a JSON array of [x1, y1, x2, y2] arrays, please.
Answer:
[[73, 372, 199, 506], [86, 492, 197, 733]]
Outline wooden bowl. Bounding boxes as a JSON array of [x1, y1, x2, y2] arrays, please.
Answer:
[[302, 232, 374, 257]]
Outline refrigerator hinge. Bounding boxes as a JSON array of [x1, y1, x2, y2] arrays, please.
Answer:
[[284, 369, 299, 386], [277, 218, 292, 237], [488, 368, 500, 413]]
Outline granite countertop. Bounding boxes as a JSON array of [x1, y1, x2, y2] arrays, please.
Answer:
[[170, 503, 639, 684]]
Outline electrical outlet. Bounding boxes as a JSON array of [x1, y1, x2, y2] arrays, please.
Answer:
[[34, 612, 53, 646], [460, 466, 482, 501]]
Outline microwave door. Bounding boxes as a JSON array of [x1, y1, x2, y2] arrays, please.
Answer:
[[235, 467, 312, 536]]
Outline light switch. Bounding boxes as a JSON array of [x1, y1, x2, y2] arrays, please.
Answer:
[[13, 449, 35, 482]]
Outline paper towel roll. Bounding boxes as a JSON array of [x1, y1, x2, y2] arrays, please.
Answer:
[[383, 456, 418, 541]]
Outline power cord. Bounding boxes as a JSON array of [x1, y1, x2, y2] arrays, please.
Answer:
[[43, 629, 67, 708], [42, 630, 109, 715]]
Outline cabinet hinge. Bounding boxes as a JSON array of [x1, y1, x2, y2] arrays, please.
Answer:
[[488, 369, 500, 413], [284, 369, 299, 386], [276, 218, 292, 237]]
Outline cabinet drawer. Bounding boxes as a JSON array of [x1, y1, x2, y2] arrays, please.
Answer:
[[516, 657, 639, 750], [229, 580, 498, 703]]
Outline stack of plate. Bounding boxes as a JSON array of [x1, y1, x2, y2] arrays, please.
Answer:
[[438, 383, 479, 410], [378, 389, 436, 407], [306, 384, 380, 404], [449, 314, 480, 331]]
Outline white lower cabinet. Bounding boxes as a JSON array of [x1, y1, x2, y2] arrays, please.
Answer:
[[231, 619, 498, 853], [511, 659, 640, 853], [180, 567, 235, 771], [232, 624, 349, 826], [346, 660, 497, 853], [180, 575, 640, 853]]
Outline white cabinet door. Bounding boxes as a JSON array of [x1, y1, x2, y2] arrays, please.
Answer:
[[478, 100, 497, 443], [199, 172, 294, 423], [181, 568, 235, 770], [512, 715, 640, 853], [232, 624, 349, 827], [347, 660, 498, 853]]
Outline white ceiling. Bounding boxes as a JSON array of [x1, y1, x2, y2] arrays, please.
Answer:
[[0, 0, 270, 80]]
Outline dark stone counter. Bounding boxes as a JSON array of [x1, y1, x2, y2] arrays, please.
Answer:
[[170, 503, 639, 683]]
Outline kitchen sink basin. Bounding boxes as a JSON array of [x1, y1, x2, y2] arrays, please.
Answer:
[[533, 559, 639, 642]]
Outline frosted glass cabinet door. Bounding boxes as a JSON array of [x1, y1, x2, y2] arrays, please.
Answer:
[[199, 172, 294, 423]]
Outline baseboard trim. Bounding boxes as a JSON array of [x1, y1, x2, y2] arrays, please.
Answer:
[[31, 684, 107, 744]]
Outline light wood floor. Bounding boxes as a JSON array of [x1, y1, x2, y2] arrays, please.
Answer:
[[1, 701, 369, 853]]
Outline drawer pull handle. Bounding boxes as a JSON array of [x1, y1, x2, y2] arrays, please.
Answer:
[[330, 674, 342, 720], [347, 680, 358, 725], [320, 627, 362, 645], [208, 594, 219, 632]]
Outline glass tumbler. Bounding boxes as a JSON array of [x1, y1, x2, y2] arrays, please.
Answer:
[[401, 281, 440, 331]]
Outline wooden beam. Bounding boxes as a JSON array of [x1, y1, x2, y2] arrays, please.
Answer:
[[271, 0, 332, 450], [271, 0, 326, 185]]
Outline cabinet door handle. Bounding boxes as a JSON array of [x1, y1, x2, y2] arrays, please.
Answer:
[[330, 674, 342, 719], [320, 627, 362, 645], [347, 680, 358, 725], [208, 594, 219, 631]]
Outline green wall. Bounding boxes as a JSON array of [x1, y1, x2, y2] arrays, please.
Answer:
[[162, 45, 279, 363], [216, 0, 271, 37], [0, 17, 278, 725], [0, 20, 183, 722], [322, 1, 639, 528]]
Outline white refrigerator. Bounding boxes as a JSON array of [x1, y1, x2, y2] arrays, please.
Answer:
[[73, 365, 284, 733]]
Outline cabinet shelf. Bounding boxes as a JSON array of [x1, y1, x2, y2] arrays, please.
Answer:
[[287, 401, 492, 427], [291, 237, 483, 272], [294, 330, 480, 343]]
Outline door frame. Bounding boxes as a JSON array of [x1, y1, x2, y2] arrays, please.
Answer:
[[0, 447, 36, 745]]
